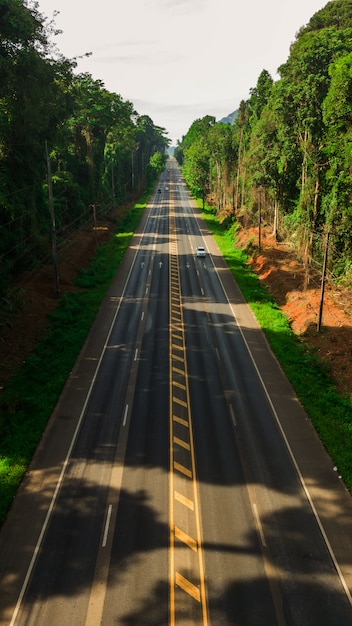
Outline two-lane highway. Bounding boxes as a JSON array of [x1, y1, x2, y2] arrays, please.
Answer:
[[1, 157, 352, 625]]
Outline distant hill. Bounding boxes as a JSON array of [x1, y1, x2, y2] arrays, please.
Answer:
[[218, 110, 238, 125]]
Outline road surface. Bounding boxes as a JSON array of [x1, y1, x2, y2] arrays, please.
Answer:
[[1, 157, 352, 625]]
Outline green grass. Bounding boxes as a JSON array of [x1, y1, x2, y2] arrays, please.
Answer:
[[0, 192, 149, 524], [197, 199, 352, 492]]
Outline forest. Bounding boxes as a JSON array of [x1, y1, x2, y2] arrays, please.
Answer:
[[175, 0, 352, 287], [0, 0, 169, 300]]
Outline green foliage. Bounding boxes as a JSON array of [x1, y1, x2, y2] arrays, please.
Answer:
[[298, 0, 352, 35], [146, 151, 167, 183], [0, 7, 168, 301], [180, 0, 352, 282]]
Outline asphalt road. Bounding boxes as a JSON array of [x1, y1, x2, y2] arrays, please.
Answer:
[[1, 158, 352, 625]]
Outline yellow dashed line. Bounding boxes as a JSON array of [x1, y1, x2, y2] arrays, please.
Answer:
[[172, 354, 184, 364], [173, 396, 188, 408], [175, 526, 198, 551], [174, 461, 192, 478], [175, 572, 201, 602], [173, 436, 191, 451], [173, 381, 186, 391], [174, 490, 194, 510], [173, 415, 189, 428], [172, 366, 185, 376]]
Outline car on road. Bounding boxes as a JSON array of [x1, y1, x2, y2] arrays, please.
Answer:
[[196, 246, 206, 258]]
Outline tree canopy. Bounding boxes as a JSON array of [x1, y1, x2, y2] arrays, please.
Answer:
[[176, 0, 352, 283], [0, 0, 169, 297]]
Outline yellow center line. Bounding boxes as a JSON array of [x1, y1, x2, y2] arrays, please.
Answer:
[[169, 170, 208, 626]]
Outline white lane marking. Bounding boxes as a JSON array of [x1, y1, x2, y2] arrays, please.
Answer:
[[141, 311, 145, 321], [123, 404, 129, 427], [134, 348, 138, 362], [145, 287, 149, 295], [252, 503, 267, 548], [229, 403, 236, 427], [102, 505, 112, 548]]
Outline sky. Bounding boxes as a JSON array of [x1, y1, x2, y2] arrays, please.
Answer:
[[36, 0, 328, 145]]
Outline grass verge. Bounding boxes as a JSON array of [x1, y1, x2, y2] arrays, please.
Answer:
[[0, 190, 151, 525], [198, 199, 352, 493]]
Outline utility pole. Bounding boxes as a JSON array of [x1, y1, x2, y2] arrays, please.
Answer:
[[45, 141, 60, 298], [258, 189, 262, 252], [317, 229, 330, 333], [111, 158, 115, 212]]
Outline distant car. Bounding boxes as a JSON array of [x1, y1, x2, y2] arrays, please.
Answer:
[[196, 246, 206, 258], [158, 188, 161, 193]]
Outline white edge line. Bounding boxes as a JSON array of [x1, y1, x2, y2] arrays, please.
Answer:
[[102, 505, 112, 548], [252, 502, 267, 548], [229, 404, 236, 427], [123, 404, 129, 427], [9, 206, 154, 626]]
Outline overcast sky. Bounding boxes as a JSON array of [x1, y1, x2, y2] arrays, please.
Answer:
[[37, 0, 327, 144]]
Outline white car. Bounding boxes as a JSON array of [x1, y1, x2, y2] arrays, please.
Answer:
[[196, 246, 206, 258]]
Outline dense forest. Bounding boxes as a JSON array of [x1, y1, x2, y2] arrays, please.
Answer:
[[175, 0, 352, 286], [0, 0, 169, 300]]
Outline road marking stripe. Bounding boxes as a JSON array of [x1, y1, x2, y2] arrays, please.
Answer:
[[172, 354, 184, 364], [102, 505, 112, 548], [173, 436, 190, 451], [174, 491, 194, 510], [174, 461, 192, 478], [229, 403, 237, 427], [175, 526, 198, 551], [172, 366, 185, 376], [172, 344, 184, 353], [173, 396, 188, 408], [175, 572, 201, 602], [173, 415, 189, 428], [173, 381, 186, 391], [252, 502, 267, 548], [123, 404, 129, 427]]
